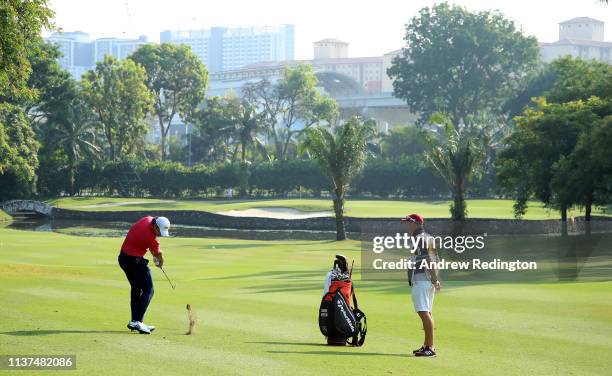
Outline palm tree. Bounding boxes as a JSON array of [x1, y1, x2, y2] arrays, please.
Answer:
[[229, 97, 267, 196], [187, 96, 235, 164], [425, 120, 485, 221], [302, 117, 375, 240], [52, 98, 100, 195], [225, 99, 263, 164]]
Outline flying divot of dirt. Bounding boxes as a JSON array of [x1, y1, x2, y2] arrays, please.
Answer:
[[186, 304, 196, 335]]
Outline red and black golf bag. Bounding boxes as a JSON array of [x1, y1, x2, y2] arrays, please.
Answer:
[[318, 255, 367, 346]]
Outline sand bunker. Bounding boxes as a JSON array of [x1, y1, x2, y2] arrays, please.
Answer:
[[216, 207, 332, 219]]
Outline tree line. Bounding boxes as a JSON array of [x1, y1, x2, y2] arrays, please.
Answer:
[[1, 1, 611, 240], [387, 3, 612, 226]]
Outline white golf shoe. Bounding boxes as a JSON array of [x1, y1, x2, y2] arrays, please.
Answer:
[[127, 320, 151, 334], [142, 323, 155, 332]]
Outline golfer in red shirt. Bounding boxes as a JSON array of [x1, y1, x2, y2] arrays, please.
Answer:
[[118, 216, 171, 334]]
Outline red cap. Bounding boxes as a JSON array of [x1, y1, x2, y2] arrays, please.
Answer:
[[401, 213, 424, 224]]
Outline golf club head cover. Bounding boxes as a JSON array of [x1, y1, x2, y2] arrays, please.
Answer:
[[334, 254, 348, 273]]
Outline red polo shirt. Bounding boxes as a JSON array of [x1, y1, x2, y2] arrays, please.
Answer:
[[121, 216, 160, 257]]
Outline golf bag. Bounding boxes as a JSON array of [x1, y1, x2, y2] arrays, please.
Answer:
[[318, 255, 367, 346]]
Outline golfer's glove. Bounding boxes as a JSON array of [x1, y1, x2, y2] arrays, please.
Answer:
[[153, 256, 160, 267]]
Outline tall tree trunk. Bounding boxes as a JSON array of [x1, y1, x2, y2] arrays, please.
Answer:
[[230, 144, 239, 164], [158, 112, 167, 161], [108, 138, 115, 161], [275, 139, 283, 161], [239, 141, 248, 197], [69, 154, 76, 196], [560, 204, 568, 237], [101, 116, 115, 160], [451, 176, 466, 221], [585, 193, 593, 235], [333, 187, 347, 240], [160, 130, 166, 161], [282, 131, 293, 160]]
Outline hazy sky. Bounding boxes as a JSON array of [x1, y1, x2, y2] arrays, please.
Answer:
[[47, 0, 612, 59]]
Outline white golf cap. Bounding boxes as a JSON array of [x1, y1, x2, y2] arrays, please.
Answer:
[[156, 216, 171, 237]]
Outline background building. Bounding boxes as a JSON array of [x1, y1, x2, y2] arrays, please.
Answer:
[[381, 49, 401, 93], [206, 39, 412, 132], [160, 24, 295, 72], [311, 39, 382, 93], [313, 38, 349, 59], [235, 39, 384, 93], [45, 32, 149, 78], [45, 31, 94, 78], [93, 36, 148, 61], [540, 17, 612, 63]]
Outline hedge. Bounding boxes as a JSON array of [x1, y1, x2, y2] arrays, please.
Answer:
[[37, 157, 453, 198]]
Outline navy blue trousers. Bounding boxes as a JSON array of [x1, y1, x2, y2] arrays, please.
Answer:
[[118, 252, 154, 322]]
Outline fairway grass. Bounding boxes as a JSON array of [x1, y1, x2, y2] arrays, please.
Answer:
[[1, 228, 611, 375], [47, 197, 609, 219]]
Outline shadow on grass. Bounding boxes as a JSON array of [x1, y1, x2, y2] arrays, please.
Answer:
[[120, 202, 182, 209], [194, 244, 268, 250], [192, 240, 338, 252], [47, 197, 91, 203], [1, 330, 127, 336], [422, 200, 449, 206], [186, 240, 342, 248], [267, 350, 406, 357], [249, 341, 408, 356], [246, 341, 326, 347], [200, 270, 326, 281]]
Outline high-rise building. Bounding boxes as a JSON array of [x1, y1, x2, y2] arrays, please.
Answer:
[[540, 17, 612, 63], [45, 31, 94, 78], [45, 32, 149, 78], [160, 24, 295, 72], [94, 36, 149, 61]]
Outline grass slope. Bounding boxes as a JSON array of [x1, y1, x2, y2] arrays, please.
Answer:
[[47, 197, 609, 219], [0, 209, 12, 222], [1, 228, 611, 375]]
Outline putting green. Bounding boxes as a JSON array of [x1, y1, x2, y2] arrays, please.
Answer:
[[47, 197, 609, 219], [0, 228, 611, 375]]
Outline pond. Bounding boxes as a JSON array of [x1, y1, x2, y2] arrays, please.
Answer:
[[5, 217, 341, 241]]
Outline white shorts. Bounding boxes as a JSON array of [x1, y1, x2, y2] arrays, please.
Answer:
[[411, 281, 435, 312]]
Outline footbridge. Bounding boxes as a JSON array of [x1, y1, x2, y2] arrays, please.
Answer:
[[1, 200, 53, 217]]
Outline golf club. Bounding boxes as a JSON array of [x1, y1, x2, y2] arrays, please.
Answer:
[[160, 266, 176, 290]]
